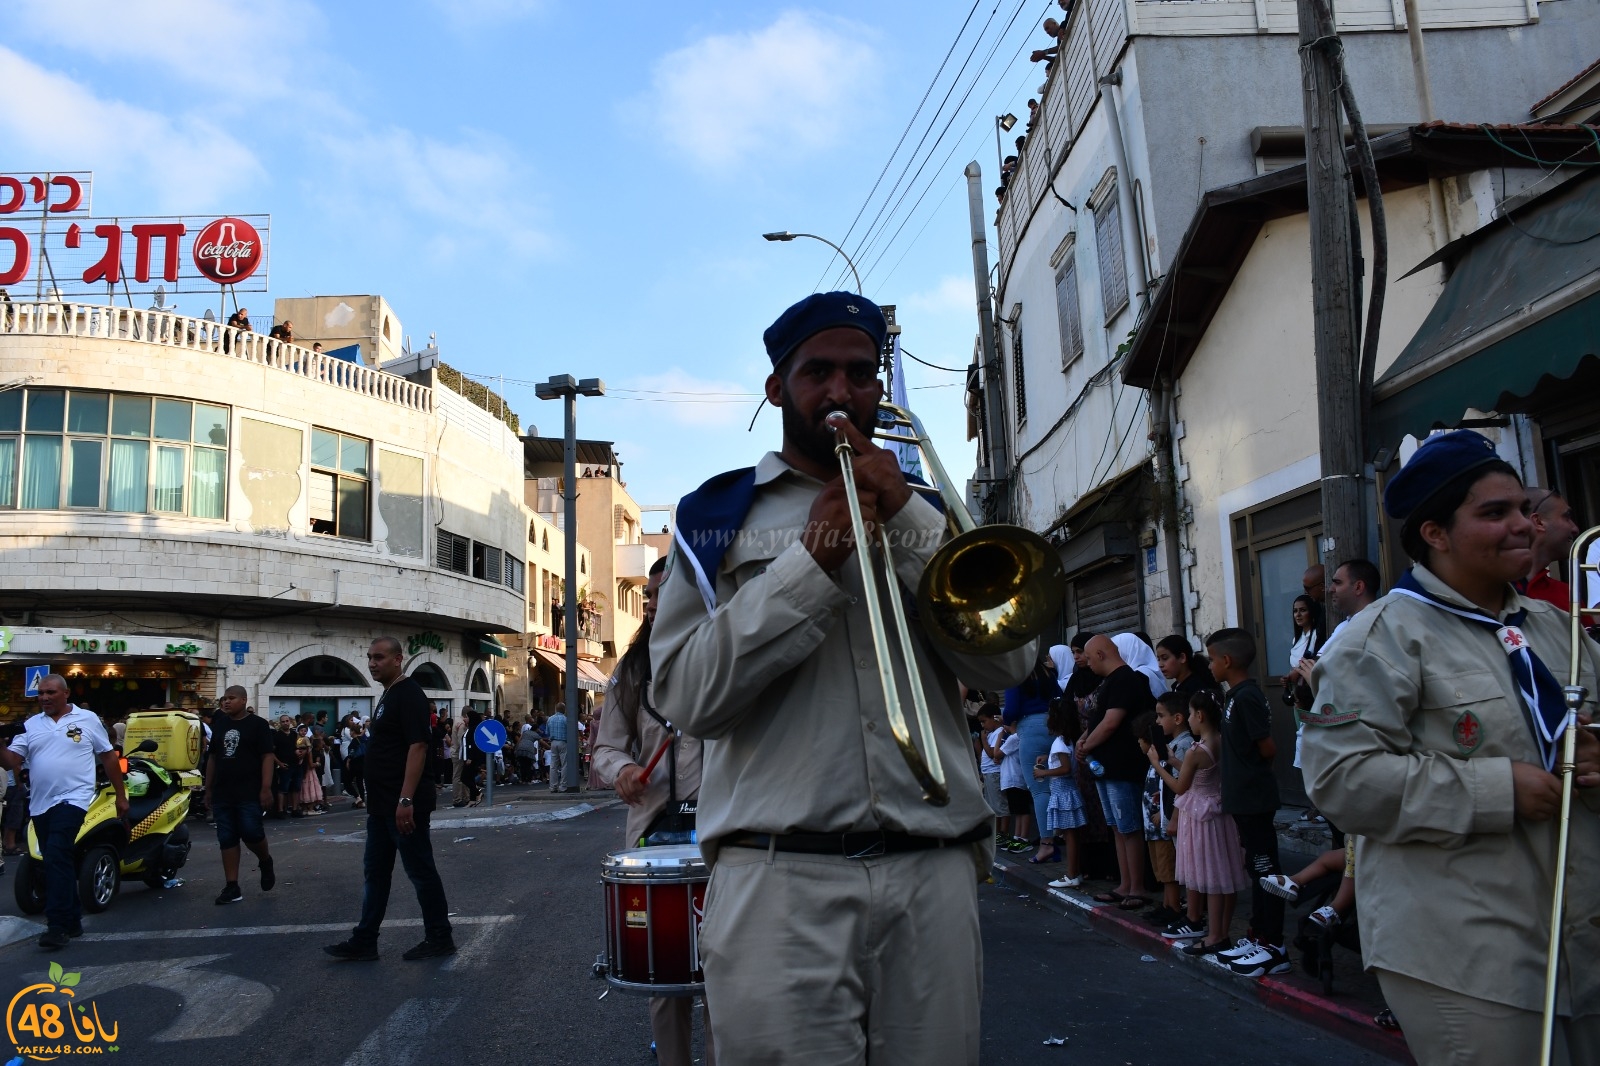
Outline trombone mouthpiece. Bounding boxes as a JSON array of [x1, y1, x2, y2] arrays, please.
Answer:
[[825, 410, 851, 430]]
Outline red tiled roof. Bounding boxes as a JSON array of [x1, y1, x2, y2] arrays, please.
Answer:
[[1529, 57, 1600, 115]]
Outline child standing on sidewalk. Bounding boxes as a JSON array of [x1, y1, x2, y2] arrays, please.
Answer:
[[997, 720, 1034, 854], [1032, 703, 1085, 886], [1151, 689, 1249, 958], [1206, 628, 1290, 978]]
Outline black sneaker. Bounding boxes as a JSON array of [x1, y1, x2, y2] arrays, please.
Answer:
[[65, 924, 83, 938], [324, 939, 379, 961], [215, 883, 243, 905], [1162, 919, 1208, 940], [260, 858, 275, 892], [401, 938, 457, 961], [38, 929, 69, 951]]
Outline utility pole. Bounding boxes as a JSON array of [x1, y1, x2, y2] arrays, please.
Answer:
[[965, 161, 1011, 524], [535, 373, 605, 789], [1297, 0, 1365, 627]]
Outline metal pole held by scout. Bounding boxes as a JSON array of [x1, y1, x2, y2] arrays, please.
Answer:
[[1539, 525, 1600, 1066]]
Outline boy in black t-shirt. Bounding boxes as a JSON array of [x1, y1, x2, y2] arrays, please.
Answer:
[[325, 637, 453, 963], [1080, 635, 1156, 908], [1205, 628, 1289, 978], [205, 686, 277, 905]]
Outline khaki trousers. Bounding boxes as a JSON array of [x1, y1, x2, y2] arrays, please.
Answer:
[[1377, 969, 1600, 1066], [650, 995, 715, 1066], [699, 843, 981, 1066]]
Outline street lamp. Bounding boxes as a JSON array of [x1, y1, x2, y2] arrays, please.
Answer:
[[995, 113, 1018, 185], [762, 230, 864, 294], [534, 373, 605, 791]]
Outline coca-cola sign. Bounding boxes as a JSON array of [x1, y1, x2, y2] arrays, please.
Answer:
[[191, 216, 264, 284]]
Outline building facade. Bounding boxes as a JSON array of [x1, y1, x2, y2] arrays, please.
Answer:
[[978, 0, 1597, 647], [0, 299, 528, 730]]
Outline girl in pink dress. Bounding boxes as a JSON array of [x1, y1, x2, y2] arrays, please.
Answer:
[[299, 737, 326, 813], [1149, 689, 1249, 956]]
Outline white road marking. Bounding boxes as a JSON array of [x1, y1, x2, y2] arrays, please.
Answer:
[[0, 914, 45, 949], [343, 997, 461, 1066], [323, 802, 603, 842], [71, 953, 273, 1042], [78, 913, 515, 942], [440, 915, 513, 972]]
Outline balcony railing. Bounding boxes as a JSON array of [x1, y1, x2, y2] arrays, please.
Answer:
[[0, 301, 433, 413]]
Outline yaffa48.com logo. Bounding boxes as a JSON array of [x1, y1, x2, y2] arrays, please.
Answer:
[[6, 962, 119, 1061]]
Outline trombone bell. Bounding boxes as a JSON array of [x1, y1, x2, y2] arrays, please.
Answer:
[[918, 527, 1066, 655]]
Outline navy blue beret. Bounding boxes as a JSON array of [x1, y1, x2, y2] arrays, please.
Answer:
[[763, 291, 887, 367], [1383, 429, 1505, 521]]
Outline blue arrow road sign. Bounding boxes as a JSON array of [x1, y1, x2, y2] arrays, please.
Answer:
[[474, 718, 507, 754], [24, 665, 48, 697]]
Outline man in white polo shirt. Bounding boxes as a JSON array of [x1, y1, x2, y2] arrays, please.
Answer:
[[0, 674, 127, 950]]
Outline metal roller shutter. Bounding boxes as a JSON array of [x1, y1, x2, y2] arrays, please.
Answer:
[[1072, 561, 1141, 636]]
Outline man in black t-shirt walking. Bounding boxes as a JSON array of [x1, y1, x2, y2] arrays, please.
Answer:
[[205, 686, 277, 905], [325, 637, 455, 962]]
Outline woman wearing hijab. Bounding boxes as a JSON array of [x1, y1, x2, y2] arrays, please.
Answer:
[[1111, 632, 1167, 699]]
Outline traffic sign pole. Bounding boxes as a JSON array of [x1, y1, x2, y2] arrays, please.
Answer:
[[473, 719, 508, 809]]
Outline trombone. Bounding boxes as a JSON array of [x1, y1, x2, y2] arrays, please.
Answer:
[[1540, 524, 1600, 1066], [828, 402, 1067, 807]]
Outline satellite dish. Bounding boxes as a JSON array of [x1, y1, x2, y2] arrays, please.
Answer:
[[152, 285, 167, 308], [203, 308, 216, 322]]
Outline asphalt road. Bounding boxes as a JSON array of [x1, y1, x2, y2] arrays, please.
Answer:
[[0, 791, 1387, 1066]]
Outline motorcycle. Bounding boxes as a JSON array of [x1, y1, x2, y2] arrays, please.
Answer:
[[13, 738, 199, 914]]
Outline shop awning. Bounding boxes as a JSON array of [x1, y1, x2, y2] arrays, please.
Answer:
[[530, 647, 609, 692], [479, 636, 509, 659], [532, 647, 568, 674], [577, 660, 610, 692], [1371, 171, 1600, 447]]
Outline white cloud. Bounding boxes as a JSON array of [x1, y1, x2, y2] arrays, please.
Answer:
[[902, 274, 975, 317], [632, 11, 878, 169], [308, 125, 550, 258], [0, 46, 263, 211], [10, 0, 321, 102]]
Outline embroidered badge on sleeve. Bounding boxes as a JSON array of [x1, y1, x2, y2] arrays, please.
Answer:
[[1303, 703, 1361, 727]]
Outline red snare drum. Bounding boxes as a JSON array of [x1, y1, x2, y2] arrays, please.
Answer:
[[600, 845, 707, 996]]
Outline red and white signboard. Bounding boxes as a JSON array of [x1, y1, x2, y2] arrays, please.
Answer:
[[0, 170, 269, 298]]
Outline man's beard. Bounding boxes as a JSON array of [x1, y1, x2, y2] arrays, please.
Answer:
[[780, 393, 877, 470]]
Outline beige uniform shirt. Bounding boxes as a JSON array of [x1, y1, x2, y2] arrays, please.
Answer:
[[592, 675, 705, 848], [1302, 564, 1600, 1015], [650, 451, 1036, 867]]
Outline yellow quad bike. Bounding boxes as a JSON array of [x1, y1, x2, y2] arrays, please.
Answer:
[[13, 711, 204, 915]]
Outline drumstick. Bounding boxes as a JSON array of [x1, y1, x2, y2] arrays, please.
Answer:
[[638, 734, 675, 786]]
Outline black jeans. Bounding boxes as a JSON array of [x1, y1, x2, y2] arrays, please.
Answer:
[[1233, 810, 1284, 947], [33, 802, 86, 933], [352, 808, 451, 946]]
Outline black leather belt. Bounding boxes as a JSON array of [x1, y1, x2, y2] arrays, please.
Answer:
[[722, 823, 991, 859]]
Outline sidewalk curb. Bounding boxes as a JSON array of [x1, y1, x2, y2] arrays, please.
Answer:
[[991, 858, 1414, 1064]]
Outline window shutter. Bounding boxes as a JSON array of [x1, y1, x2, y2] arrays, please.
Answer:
[[1095, 190, 1129, 319]]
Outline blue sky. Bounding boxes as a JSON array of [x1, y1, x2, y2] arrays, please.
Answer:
[[3, 0, 1053, 511]]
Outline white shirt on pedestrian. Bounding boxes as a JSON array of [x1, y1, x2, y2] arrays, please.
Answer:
[[979, 727, 1003, 775], [6, 705, 112, 815]]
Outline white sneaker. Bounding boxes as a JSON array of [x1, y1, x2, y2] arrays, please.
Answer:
[[1047, 874, 1083, 889], [1217, 937, 1259, 961], [1228, 943, 1292, 978]]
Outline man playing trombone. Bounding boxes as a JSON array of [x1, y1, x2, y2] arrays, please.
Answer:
[[1302, 430, 1600, 1065], [651, 291, 1037, 1065]]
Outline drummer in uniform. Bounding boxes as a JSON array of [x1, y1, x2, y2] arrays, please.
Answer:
[[651, 292, 1036, 1064], [594, 554, 713, 1066], [1302, 430, 1600, 1065]]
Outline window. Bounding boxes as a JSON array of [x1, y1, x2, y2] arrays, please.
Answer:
[[0, 387, 227, 517], [504, 557, 525, 593], [412, 662, 451, 690], [1054, 260, 1084, 369], [310, 428, 369, 539], [473, 542, 503, 584], [1094, 184, 1129, 319], [278, 655, 369, 686], [1009, 318, 1028, 427], [437, 529, 470, 574]]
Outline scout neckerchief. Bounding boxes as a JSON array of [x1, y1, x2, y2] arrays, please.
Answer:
[[1392, 569, 1568, 770]]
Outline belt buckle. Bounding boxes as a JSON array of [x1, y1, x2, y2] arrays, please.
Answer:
[[841, 830, 887, 859]]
